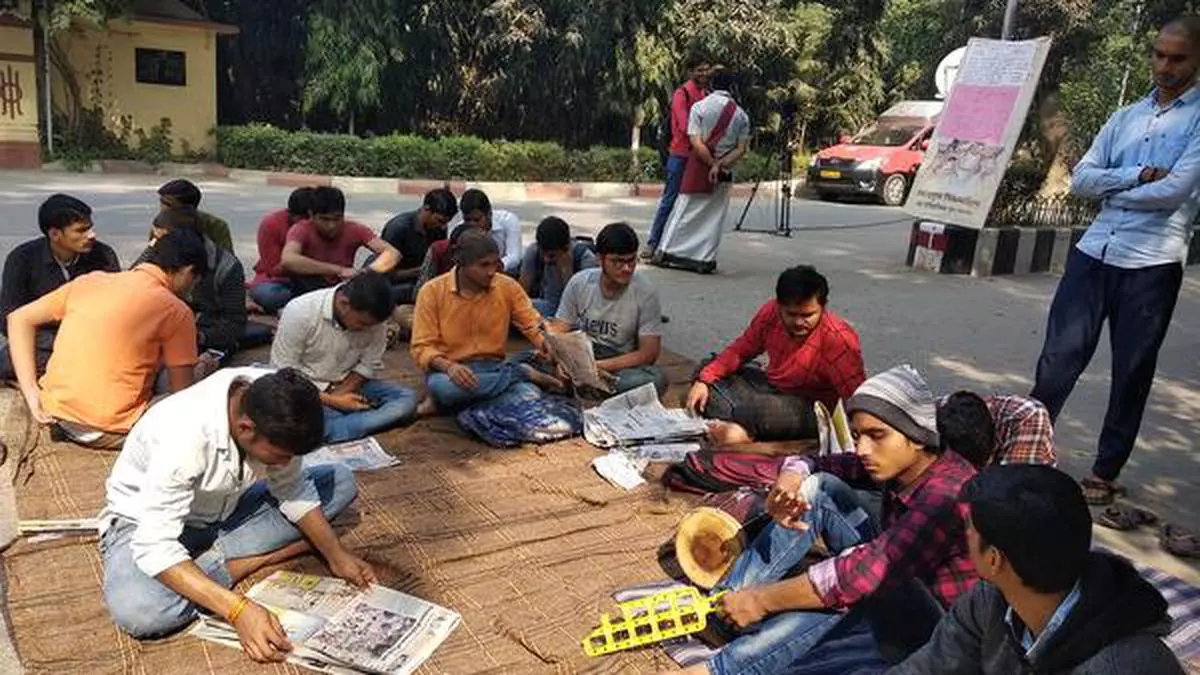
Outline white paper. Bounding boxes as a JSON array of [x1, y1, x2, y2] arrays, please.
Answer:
[[626, 443, 700, 463], [592, 453, 649, 490], [304, 437, 398, 472]]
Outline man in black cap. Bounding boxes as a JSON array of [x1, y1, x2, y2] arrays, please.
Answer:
[[157, 179, 234, 253]]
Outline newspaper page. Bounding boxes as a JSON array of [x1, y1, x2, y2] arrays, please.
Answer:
[[305, 585, 461, 675], [189, 571, 459, 675], [545, 330, 616, 393], [303, 437, 399, 472], [583, 384, 707, 449]]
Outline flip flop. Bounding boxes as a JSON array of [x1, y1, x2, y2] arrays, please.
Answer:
[[1080, 477, 1125, 506], [1160, 523, 1200, 559], [1095, 503, 1158, 531]]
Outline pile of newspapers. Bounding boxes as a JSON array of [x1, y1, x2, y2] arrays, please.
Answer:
[[583, 383, 707, 449]]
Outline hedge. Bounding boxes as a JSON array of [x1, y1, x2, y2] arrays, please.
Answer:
[[215, 124, 777, 183]]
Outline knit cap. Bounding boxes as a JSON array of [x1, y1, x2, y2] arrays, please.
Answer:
[[845, 364, 939, 447]]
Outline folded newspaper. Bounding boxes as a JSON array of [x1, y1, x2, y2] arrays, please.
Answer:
[[591, 443, 701, 491], [583, 384, 707, 449], [545, 329, 617, 393], [815, 399, 853, 456], [303, 437, 399, 472], [190, 571, 460, 675]]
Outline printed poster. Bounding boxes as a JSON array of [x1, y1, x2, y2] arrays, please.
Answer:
[[905, 37, 1051, 229]]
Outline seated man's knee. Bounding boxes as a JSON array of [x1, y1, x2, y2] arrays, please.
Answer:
[[651, 366, 669, 396], [105, 585, 195, 639], [311, 463, 358, 517]]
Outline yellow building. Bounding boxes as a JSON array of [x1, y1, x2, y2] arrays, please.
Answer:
[[0, 1, 40, 168], [0, 0, 236, 168]]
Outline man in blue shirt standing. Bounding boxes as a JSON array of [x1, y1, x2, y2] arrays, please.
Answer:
[[1031, 16, 1200, 505]]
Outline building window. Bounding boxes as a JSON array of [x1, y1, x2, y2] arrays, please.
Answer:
[[135, 48, 186, 87]]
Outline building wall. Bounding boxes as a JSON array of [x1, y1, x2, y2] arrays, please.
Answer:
[[0, 16, 42, 168], [53, 18, 219, 154]]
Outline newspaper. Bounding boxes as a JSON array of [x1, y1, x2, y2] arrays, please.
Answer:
[[583, 384, 707, 449], [303, 437, 399, 472], [545, 330, 616, 393], [190, 571, 460, 675], [815, 400, 854, 456]]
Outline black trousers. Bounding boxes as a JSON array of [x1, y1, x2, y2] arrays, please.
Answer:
[[1031, 248, 1182, 481]]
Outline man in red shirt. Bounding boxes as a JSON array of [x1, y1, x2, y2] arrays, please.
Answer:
[[643, 51, 712, 260], [248, 187, 315, 314], [685, 265, 865, 442], [267, 187, 399, 312]]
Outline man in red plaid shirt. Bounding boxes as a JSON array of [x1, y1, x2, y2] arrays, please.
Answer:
[[937, 392, 1057, 468], [685, 265, 865, 443], [668, 365, 977, 675]]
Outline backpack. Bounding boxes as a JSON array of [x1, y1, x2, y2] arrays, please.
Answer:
[[661, 451, 786, 495]]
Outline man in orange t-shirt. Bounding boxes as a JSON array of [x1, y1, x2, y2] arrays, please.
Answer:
[[7, 230, 208, 448]]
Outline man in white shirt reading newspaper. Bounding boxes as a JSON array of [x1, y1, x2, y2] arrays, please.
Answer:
[[98, 366, 376, 663]]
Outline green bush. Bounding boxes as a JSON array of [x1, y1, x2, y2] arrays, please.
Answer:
[[216, 124, 773, 183]]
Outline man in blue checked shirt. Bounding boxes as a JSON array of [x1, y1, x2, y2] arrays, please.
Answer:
[[1032, 16, 1200, 506]]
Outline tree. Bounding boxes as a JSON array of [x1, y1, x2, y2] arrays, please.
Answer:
[[301, 2, 387, 134]]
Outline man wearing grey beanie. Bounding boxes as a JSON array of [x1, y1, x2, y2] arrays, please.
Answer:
[[669, 364, 978, 675]]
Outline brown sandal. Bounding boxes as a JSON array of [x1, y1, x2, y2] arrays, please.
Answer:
[[1096, 503, 1158, 531], [1080, 477, 1126, 506], [1160, 523, 1200, 559]]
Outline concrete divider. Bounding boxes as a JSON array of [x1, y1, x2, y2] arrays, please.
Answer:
[[331, 176, 399, 195]]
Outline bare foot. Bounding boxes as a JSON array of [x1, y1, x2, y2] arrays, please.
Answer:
[[520, 364, 565, 392], [416, 396, 439, 418], [707, 420, 754, 446]]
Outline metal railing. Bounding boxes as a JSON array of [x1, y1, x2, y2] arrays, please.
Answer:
[[986, 193, 1100, 229]]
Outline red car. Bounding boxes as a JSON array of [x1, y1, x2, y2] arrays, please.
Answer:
[[807, 101, 943, 206]]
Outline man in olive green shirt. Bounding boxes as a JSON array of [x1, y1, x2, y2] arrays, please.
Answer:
[[157, 179, 234, 253]]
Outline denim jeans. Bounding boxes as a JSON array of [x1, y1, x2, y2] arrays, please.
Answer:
[[593, 344, 668, 396], [709, 473, 884, 675], [531, 297, 558, 319], [323, 379, 418, 443], [248, 281, 294, 314], [425, 359, 535, 411], [647, 154, 688, 251], [101, 463, 358, 639]]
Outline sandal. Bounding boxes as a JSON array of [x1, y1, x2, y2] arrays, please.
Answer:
[[1095, 503, 1158, 531], [1160, 523, 1200, 559], [1080, 477, 1125, 506]]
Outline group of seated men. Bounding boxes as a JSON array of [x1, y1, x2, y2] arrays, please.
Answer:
[[0, 181, 1183, 673]]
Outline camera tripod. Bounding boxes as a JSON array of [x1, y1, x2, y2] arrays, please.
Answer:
[[733, 137, 796, 237]]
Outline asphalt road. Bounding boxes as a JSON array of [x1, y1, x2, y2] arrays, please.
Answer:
[[1, 169, 1197, 583]]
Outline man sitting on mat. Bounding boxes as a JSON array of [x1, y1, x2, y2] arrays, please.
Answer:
[[99, 366, 374, 663], [667, 364, 978, 675], [410, 229, 562, 415], [937, 391, 1057, 468], [7, 230, 208, 449], [271, 271, 418, 443], [685, 265, 865, 443], [550, 222, 667, 396]]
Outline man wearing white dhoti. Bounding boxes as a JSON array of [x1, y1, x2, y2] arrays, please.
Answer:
[[654, 69, 750, 274]]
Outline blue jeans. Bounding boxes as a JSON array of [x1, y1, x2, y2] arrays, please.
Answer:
[[323, 379, 418, 443], [531, 297, 558, 318], [647, 154, 688, 251], [101, 463, 358, 639], [710, 473, 884, 675], [1031, 248, 1183, 481], [425, 359, 534, 411], [248, 281, 294, 314]]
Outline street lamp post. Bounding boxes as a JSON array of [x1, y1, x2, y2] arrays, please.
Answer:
[[1001, 0, 1019, 39]]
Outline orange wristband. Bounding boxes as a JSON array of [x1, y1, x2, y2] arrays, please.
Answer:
[[227, 596, 250, 624]]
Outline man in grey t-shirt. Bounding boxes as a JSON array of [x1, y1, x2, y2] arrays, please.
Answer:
[[553, 222, 668, 396]]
